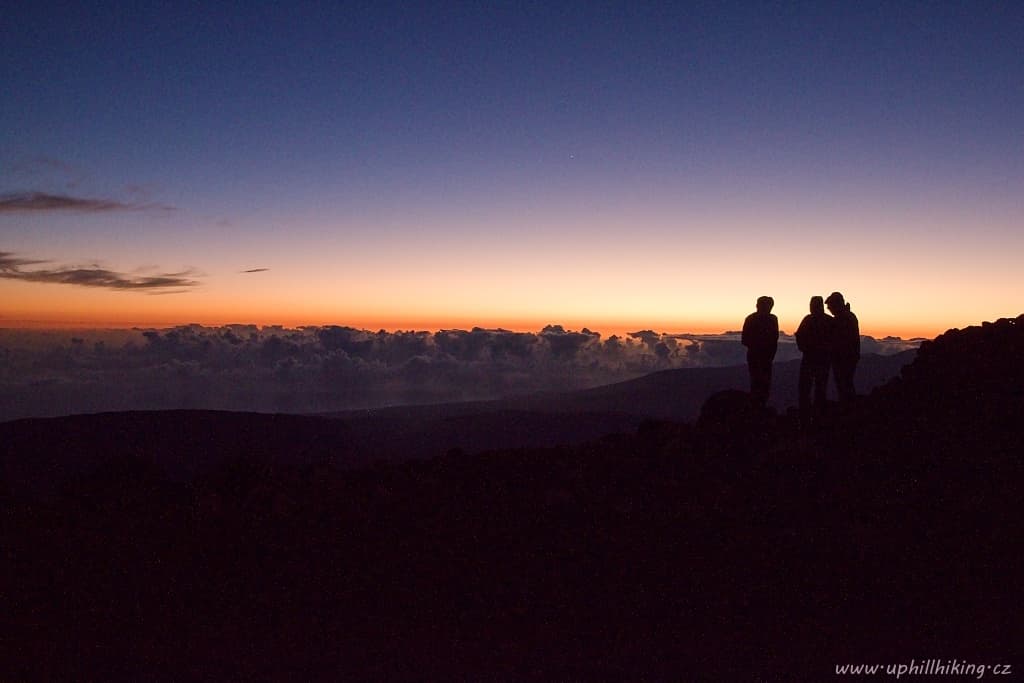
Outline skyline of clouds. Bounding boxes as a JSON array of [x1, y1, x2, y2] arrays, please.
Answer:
[[0, 323, 918, 422]]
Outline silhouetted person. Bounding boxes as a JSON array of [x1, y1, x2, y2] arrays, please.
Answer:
[[826, 291, 860, 403], [741, 295, 779, 408], [795, 296, 833, 426]]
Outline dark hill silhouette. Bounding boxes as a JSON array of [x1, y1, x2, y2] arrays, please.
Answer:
[[1, 352, 912, 497], [507, 349, 912, 419], [2, 319, 1020, 680], [325, 350, 913, 421]]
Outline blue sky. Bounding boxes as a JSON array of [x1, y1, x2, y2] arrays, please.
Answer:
[[2, 1, 1022, 335]]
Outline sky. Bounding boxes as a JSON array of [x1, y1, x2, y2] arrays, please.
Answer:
[[2, 0, 1022, 339]]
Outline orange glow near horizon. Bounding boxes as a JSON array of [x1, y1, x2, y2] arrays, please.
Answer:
[[0, 303, 997, 341], [3, 209, 1021, 342], [7, 264, 1023, 339]]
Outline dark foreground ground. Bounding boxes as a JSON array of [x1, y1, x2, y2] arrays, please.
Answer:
[[3, 317, 1022, 680]]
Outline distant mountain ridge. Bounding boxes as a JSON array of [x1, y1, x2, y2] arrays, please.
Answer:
[[324, 349, 915, 421], [1, 352, 914, 495]]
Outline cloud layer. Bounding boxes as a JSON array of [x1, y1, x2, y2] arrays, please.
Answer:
[[0, 251, 199, 292], [0, 324, 919, 422], [0, 191, 173, 212]]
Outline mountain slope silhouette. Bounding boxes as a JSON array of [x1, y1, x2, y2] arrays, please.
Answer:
[[1, 351, 912, 496]]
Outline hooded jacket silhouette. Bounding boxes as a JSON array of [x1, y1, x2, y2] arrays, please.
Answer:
[[795, 296, 833, 422]]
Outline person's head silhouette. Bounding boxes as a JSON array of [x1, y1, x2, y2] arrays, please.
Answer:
[[809, 295, 824, 315], [756, 296, 774, 313], [825, 291, 846, 315]]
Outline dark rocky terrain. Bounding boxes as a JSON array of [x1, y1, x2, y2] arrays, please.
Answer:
[[2, 317, 1021, 680]]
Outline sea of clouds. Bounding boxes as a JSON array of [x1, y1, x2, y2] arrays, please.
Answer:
[[0, 324, 919, 421]]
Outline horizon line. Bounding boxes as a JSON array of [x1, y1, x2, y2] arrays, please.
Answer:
[[0, 316, 946, 341]]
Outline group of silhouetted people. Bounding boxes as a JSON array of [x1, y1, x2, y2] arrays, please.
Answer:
[[741, 292, 860, 425]]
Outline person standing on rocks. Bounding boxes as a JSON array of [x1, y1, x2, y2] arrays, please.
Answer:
[[741, 295, 779, 408], [795, 296, 833, 426], [826, 291, 860, 403]]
